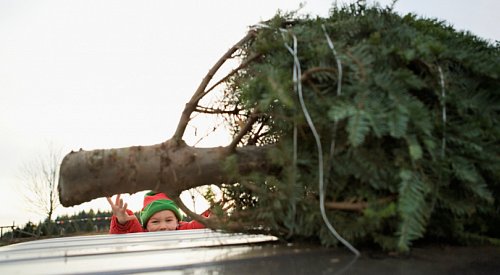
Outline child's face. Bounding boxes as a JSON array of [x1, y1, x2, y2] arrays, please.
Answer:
[[146, 210, 179, 231]]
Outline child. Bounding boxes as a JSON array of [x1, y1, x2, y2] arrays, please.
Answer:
[[107, 191, 209, 234]]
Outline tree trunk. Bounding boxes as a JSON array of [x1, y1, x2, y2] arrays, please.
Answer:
[[58, 139, 273, 206]]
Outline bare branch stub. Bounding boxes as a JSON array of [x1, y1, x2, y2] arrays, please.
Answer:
[[194, 106, 240, 115], [324, 196, 396, 212]]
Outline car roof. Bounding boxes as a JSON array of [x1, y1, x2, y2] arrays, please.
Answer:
[[0, 229, 285, 274], [2, 229, 499, 274]]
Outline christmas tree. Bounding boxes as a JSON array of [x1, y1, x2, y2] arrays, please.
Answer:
[[208, 3, 500, 252]]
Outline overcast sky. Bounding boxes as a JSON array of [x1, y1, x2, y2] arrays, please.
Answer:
[[1, 0, 498, 227]]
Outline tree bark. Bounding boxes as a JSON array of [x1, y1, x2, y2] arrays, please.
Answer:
[[58, 139, 273, 207]]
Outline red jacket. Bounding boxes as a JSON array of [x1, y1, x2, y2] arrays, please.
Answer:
[[109, 209, 209, 234]]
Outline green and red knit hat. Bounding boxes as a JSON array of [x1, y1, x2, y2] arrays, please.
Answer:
[[140, 191, 183, 228]]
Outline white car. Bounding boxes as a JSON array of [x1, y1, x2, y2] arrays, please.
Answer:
[[1, 229, 499, 274]]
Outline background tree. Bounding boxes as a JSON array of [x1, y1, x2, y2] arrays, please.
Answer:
[[58, 3, 499, 252], [20, 144, 62, 225]]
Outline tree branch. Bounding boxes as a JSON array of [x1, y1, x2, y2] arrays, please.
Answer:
[[173, 196, 216, 228], [300, 67, 338, 82], [172, 30, 256, 143], [202, 53, 262, 97], [247, 122, 267, 145], [325, 196, 396, 212], [325, 201, 368, 212], [227, 109, 259, 152]]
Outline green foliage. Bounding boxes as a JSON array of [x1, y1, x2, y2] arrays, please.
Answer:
[[213, 3, 500, 252], [396, 170, 431, 251]]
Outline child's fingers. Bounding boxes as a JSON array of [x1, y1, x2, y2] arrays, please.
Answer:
[[106, 197, 114, 207], [115, 194, 121, 205]]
